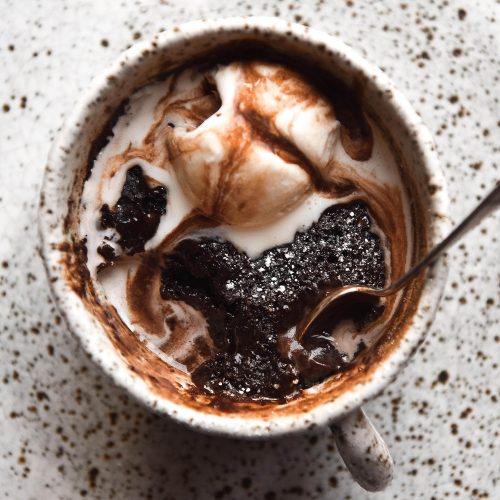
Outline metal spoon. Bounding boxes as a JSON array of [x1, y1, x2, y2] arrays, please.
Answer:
[[297, 184, 500, 341]]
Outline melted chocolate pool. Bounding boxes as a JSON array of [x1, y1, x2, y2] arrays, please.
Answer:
[[160, 201, 385, 401]]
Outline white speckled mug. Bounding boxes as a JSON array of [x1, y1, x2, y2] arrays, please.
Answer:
[[39, 17, 449, 491]]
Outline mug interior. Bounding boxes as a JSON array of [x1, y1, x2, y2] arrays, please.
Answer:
[[39, 17, 449, 437]]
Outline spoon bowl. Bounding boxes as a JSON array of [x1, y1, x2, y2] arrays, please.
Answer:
[[297, 285, 389, 342], [297, 184, 500, 342]]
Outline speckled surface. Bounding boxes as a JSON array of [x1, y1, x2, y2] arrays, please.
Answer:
[[0, 0, 498, 498]]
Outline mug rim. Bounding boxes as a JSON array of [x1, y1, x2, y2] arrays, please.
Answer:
[[39, 16, 450, 438]]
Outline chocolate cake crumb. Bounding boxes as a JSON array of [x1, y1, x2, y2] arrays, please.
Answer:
[[99, 165, 167, 256], [161, 201, 386, 400], [96, 243, 116, 262]]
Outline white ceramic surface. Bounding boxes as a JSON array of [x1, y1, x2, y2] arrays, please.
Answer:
[[0, 1, 498, 498]]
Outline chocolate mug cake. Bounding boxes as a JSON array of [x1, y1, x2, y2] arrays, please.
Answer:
[[78, 56, 411, 403]]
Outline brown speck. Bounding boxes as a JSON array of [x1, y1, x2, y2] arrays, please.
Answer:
[[459, 296, 467, 304], [132, 31, 142, 40], [391, 397, 402, 422], [469, 162, 482, 170], [432, 370, 450, 388], [241, 477, 252, 489], [3, 104, 10, 112], [1, 261, 8, 268], [449, 95, 459, 103], [36, 391, 49, 402], [309, 435, 318, 445], [88, 467, 99, 488], [20, 96, 27, 109], [329, 476, 338, 487], [460, 407, 473, 419], [214, 485, 232, 499], [8, 44, 14, 51], [452, 48, 462, 57], [458, 8, 467, 20], [100, 39, 109, 47], [450, 423, 459, 435]]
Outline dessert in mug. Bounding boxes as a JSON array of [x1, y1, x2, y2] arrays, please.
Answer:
[[79, 57, 412, 402]]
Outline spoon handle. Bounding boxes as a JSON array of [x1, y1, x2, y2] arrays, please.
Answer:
[[386, 184, 500, 294]]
